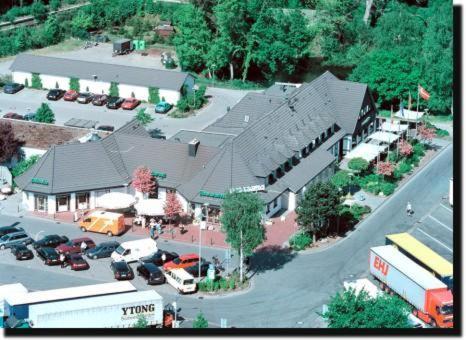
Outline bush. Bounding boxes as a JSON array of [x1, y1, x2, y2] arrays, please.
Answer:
[[228, 278, 235, 290], [436, 129, 449, 137], [348, 157, 369, 173], [69, 77, 80, 92], [349, 204, 371, 220], [35, 102, 55, 123], [11, 155, 40, 177], [397, 161, 411, 175], [289, 232, 312, 251], [109, 82, 119, 97], [31, 73, 42, 89], [176, 96, 190, 112], [412, 143, 425, 157], [148, 87, 160, 104], [380, 182, 396, 196]]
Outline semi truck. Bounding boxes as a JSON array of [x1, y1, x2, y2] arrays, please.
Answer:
[[370, 245, 453, 328], [27, 290, 164, 328], [5, 281, 136, 321]]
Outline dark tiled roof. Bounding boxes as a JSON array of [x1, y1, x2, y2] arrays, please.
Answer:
[[169, 130, 234, 148], [204, 92, 284, 136], [263, 83, 299, 98], [10, 54, 192, 91]]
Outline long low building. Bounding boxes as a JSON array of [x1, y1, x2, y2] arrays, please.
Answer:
[[10, 54, 195, 104], [15, 71, 378, 220]]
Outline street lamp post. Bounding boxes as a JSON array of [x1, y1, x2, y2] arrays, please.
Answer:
[[193, 84, 199, 108], [200, 203, 209, 278], [172, 301, 177, 328]]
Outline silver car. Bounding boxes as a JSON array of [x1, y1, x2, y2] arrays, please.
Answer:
[[0, 231, 33, 250]]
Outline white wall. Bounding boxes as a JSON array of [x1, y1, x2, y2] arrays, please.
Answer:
[[119, 84, 149, 101], [21, 147, 47, 160], [176, 192, 189, 212], [79, 79, 111, 95], [12, 71, 32, 86], [287, 192, 296, 212], [40, 75, 69, 90], [47, 195, 56, 214], [159, 89, 180, 105]]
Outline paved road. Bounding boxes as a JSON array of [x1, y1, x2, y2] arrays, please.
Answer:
[[0, 87, 249, 138], [0, 143, 453, 328]]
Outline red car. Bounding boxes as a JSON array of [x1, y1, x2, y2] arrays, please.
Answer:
[[121, 98, 140, 110], [56, 237, 96, 255], [163, 253, 200, 271], [3, 112, 24, 120], [63, 90, 79, 101], [65, 253, 90, 271]]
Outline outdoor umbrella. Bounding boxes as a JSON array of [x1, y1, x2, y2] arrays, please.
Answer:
[[134, 199, 165, 216], [97, 192, 136, 210]]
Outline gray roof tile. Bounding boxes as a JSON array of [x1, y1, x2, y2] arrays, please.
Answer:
[[10, 54, 192, 91]]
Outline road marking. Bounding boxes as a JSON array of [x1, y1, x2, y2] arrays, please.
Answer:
[[440, 204, 453, 213], [428, 215, 453, 232], [415, 228, 453, 252]]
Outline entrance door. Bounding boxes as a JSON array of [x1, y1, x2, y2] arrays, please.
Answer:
[[34, 195, 48, 212], [76, 192, 90, 210], [56, 195, 70, 212]]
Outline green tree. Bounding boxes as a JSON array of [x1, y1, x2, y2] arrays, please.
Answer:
[[35, 103, 55, 123], [133, 315, 149, 328], [220, 192, 265, 283], [31, 0, 48, 23], [49, 0, 61, 11], [420, 1, 452, 113], [69, 77, 80, 92], [322, 288, 411, 328], [70, 10, 92, 39], [31, 73, 42, 89], [296, 182, 341, 242], [42, 16, 62, 45], [14, 27, 31, 52], [135, 108, 153, 126], [172, 4, 212, 72], [148, 87, 160, 104], [192, 312, 208, 328], [246, 8, 312, 80], [330, 170, 352, 190], [11, 155, 40, 177], [109, 82, 119, 97], [347, 157, 369, 174]]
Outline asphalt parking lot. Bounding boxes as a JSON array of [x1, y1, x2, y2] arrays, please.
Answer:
[[0, 87, 250, 138], [0, 214, 238, 299], [409, 195, 453, 262]]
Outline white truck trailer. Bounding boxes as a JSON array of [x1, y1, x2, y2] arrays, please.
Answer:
[[370, 245, 453, 328], [27, 290, 164, 328]]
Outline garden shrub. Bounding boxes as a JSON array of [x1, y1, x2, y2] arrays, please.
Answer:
[[380, 182, 396, 196], [397, 161, 412, 175], [229, 278, 235, 290], [436, 129, 449, 137], [289, 232, 312, 251], [350, 204, 372, 220]]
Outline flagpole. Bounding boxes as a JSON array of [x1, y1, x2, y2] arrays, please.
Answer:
[[416, 85, 420, 139]]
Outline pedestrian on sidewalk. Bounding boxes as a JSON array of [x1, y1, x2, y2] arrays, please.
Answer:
[[80, 241, 87, 254], [157, 219, 163, 234], [149, 218, 156, 239], [60, 253, 66, 268]]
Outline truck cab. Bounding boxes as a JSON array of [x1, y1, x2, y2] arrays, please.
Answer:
[[424, 289, 454, 328]]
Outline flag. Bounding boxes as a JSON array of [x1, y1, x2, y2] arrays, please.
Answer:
[[419, 85, 431, 101], [408, 91, 412, 110], [400, 102, 404, 117]]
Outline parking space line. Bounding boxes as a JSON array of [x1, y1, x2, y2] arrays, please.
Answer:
[[416, 228, 453, 253], [427, 215, 453, 232], [440, 203, 453, 213]]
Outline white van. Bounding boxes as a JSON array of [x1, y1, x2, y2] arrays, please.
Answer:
[[111, 238, 157, 263], [164, 269, 196, 294]]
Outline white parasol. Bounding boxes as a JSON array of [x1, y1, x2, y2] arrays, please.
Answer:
[[134, 199, 165, 216], [97, 192, 136, 210]]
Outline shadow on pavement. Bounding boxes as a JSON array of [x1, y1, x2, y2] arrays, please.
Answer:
[[248, 245, 296, 278]]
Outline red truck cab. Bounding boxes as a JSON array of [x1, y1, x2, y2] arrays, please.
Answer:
[[415, 289, 453, 328]]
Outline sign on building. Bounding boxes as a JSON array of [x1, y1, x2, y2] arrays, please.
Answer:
[[229, 184, 265, 194], [133, 40, 146, 50]]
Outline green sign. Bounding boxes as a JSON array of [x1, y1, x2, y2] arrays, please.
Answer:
[[133, 40, 145, 50], [152, 171, 167, 179], [200, 191, 225, 199], [31, 178, 49, 185]]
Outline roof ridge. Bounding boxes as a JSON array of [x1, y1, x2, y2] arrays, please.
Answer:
[[100, 136, 131, 182]]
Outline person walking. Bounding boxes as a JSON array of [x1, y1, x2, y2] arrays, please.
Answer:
[[60, 253, 66, 268], [80, 241, 87, 253], [406, 202, 413, 216], [161, 252, 166, 263]]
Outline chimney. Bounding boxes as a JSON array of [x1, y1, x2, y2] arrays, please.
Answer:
[[188, 138, 200, 157]]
